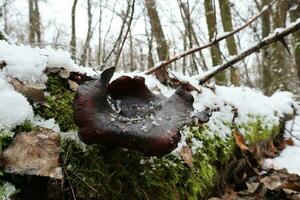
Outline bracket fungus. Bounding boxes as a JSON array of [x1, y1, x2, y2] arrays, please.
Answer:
[[74, 67, 210, 156]]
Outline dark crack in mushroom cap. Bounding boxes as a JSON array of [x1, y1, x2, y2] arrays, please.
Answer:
[[73, 67, 210, 156]]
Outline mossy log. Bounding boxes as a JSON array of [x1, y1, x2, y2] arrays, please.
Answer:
[[0, 75, 288, 200]]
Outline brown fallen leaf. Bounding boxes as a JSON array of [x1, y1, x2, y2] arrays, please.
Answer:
[[290, 193, 300, 200], [59, 69, 71, 79], [246, 182, 261, 194], [7, 76, 46, 104], [180, 146, 193, 168], [68, 79, 79, 92], [2, 128, 63, 179], [260, 176, 282, 190], [283, 138, 294, 147], [233, 130, 249, 151]]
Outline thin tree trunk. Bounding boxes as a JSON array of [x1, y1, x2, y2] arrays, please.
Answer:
[[129, 29, 135, 71], [80, 0, 92, 66], [289, 0, 300, 83], [29, 0, 35, 44], [97, 1, 103, 66], [145, 0, 170, 84], [70, 0, 78, 61], [29, 0, 41, 45], [146, 26, 155, 70], [261, 0, 272, 94], [3, 0, 8, 34], [34, 0, 41, 45], [268, 1, 288, 94], [218, 0, 240, 86], [204, 0, 225, 84]]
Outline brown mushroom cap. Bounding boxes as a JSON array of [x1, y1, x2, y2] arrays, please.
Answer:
[[73, 67, 210, 156]]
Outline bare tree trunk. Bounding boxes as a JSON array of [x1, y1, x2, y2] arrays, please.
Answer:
[[28, 0, 41, 45], [70, 0, 78, 61], [29, 0, 35, 44], [146, 26, 155, 70], [289, 0, 300, 83], [178, 0, 203, 74], [80, 0, 92, 66], [145, 0, 170, 84], [268, 1, 288, 94], [34, 0, 41, 44], [129, 29, 135, 71], [97, 1, 103, 66], [3, 0, 8, 34], [218, 0, 240, 86], [204, 0, 226, 84], [261, 0, 272, 94]]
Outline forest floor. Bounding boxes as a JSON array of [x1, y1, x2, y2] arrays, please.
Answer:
[[209, 114, 300, 200]]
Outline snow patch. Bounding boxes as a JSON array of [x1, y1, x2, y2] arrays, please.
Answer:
[[0, 75, 33, 130]]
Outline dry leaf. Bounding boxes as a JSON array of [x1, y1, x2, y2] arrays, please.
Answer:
[[7, 77, 46, 104], [290, 193, 300, 200], [246, 182, 261, 194], [2, 128, 63, 179], [233, 130, 249, 151], [180, 146, 193, 167], [59, 69, 70, 79], [283, 138, 294, 146], [260, 176, 282, 190], [68, 79, 79, 92]]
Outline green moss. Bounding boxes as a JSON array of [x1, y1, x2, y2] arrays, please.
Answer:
[[12, 120, 33, 134], [28, 75, 285, 199], [34, 75, 77, 132], [0, 131, 13, 155], [59, 124, 237, 200], [244, 119, 279, 144]]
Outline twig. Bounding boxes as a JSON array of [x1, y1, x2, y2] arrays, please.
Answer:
[[285, 129, 300, 142], [145, 0, 278, 75], [198, 19, 300, 84], [285, 104, 300, 142], [63, 167, 77, 200], [71, 171, 99, 193]]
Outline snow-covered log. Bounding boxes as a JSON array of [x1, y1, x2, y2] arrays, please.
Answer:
[[0, 41, 296, 199]]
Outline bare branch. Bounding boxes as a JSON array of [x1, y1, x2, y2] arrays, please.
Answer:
[[145, 0, 278, 75], [114, 0, 135, 67], [198, 19, 300, 84], [102, 1, 132, 65]]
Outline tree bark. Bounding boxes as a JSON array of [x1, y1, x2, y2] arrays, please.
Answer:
[[261, 0, 272, 94], [267, 1, 288, 94], [34, 0, 41, 44], [218, 0, 240, 86], [29, 0, 35, 44], [28, 0, 41, 45], [70, 0, 78, 62], [204, 0, 225, 84], [80, 0, 93, 66], [289, 0, 300, 83], [145, 0, 170, 84]]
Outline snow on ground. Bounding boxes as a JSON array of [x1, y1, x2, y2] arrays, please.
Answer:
[[0, 74, 33, 129], [0, 40, 96, 86], [264, 115, 300, 175]]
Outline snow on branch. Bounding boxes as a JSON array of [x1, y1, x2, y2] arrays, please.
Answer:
[[198, 19, 300, 84], [145, 0, 278, 75]]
